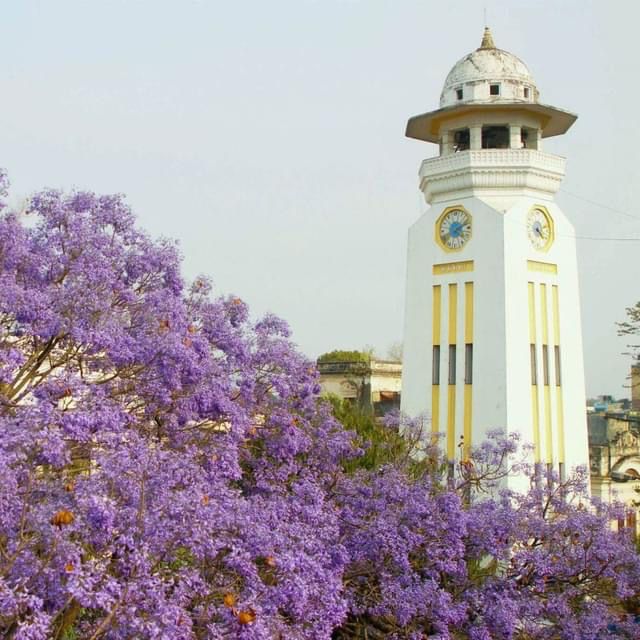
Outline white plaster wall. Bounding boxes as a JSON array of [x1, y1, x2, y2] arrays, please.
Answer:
[[402, 196, 509, 440], [502, 198, 589, 474], [401, 193, 590, 489], [401, 212, 433, 421], [370, 373, 402, 395], [319, 376, 360, 399]]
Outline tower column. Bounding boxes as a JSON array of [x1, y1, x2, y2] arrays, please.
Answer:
[[441, 130, 454, 155], [510, 125, 522, 149], [470, 125, 482, 150], [533, 128, 543, 150]]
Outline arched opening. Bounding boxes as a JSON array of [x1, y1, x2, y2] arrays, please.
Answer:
[[452, 128, 470, 152], [482, 125, 509, 149], [521, 126, 539, 150]]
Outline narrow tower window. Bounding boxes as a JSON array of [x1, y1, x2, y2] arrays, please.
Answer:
[[448, 345, 457, 385], [432, 345, 441, 385], [524, 87, 530, 99], [456, 87, 463, 100], [464, 344, 473, 384], [542, 345, 550, 386], [490, 83, 500, 96], [554, 345, 562, 386]]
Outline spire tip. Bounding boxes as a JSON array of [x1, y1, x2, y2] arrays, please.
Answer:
[[479, 26, 496, 50]]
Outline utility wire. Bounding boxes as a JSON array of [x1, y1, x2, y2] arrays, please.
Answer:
[[559, 188, 640, 240], [559, 188, 640, 222], [503, 209, 640, 243], [572, 235, 640, 242], [419, 188, 640, 241]]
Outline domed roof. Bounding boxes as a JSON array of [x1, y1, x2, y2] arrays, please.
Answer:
[[439, 28, 538, 107], [405, 27, 577, 144]]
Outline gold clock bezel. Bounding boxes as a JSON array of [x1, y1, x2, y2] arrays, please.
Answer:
[[435, 205, 473, 253], [527, 205, 554, 252]]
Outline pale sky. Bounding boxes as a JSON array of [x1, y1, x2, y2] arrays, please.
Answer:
[[0, 0, 638, 398]]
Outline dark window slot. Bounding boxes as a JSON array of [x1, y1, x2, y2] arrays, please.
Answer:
[[554, 345, 562, 386], [448, 345, 457, 385], [432, 345, 440, 385], [464, 344, 473, 384], [542, 345, 550, 386]]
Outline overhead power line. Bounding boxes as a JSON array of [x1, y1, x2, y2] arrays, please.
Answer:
[[572, 235, 640, 242], [559, 188, 640, 222]]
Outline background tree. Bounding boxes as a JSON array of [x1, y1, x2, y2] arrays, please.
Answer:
[[0, 175, 352, 639], [326, 395, 409, 473], [316, 350, 371, 364], [385, 341, 403, 363], [0, 172, 637, 639]]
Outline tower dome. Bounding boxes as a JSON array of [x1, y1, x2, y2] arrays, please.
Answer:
[[440, 28, 539, 107], [406, 27, 576, 144]]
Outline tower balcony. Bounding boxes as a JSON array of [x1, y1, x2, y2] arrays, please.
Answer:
[[419, 149, 566, 204]]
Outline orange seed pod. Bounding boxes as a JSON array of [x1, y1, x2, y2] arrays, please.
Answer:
[[51, 510, 74, 527], [237, 609, 256, 625]]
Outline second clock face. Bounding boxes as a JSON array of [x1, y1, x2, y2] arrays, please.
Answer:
[[437, 207, 472, 251], [527, 207, 554, 251]]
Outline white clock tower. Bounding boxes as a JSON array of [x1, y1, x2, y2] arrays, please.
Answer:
[[401, 28, 589, 486]]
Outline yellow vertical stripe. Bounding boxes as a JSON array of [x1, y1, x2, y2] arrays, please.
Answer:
[[448, 284, 458, 344], [551, 286, 560, 346], [447, 284, 458, 460], [528, 283, 536, 343], [556, 392, 565, 463], [431, 386, 440, 435], [432, 286, 441, 434], [540, 284, 549, 345], [552, 285, 565, 463], [463, 384, 472, 458], [531, 386, 541, 463], [433, 286, 441, 346], [447, 386, 456, 460], [544, 386, 552, 463], [464, 282, 473, 343], [463, 282, 473, 457], [540, 284, 552, 462], [528, 282, 540, 462]]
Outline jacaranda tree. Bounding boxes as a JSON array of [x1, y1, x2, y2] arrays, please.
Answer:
[[0, 171, 638, 639]]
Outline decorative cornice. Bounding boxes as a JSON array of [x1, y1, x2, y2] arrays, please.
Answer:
[[418, 149, 566, 204]]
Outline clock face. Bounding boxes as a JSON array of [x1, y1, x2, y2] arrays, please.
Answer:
[[527, 207, 554, 251], [437, 207, 472, 252]]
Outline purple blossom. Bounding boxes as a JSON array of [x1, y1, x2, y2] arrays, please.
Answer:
[[0, 174, 637, 639]]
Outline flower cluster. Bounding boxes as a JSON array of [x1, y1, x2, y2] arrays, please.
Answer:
[[0, 175, 637, 639]]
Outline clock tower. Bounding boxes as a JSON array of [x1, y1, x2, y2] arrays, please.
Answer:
[[401, 28, 589, 487]]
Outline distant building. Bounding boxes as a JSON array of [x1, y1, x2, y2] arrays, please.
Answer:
[[588, 395, 630, 414], [589, 411, 639, 533], [318, 359, 402, 417]]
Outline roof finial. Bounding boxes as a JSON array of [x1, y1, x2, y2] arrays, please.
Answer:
[[479, 26, 496, 49]]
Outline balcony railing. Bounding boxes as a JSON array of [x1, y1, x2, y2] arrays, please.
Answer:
[[418, 149, 566, 203]]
